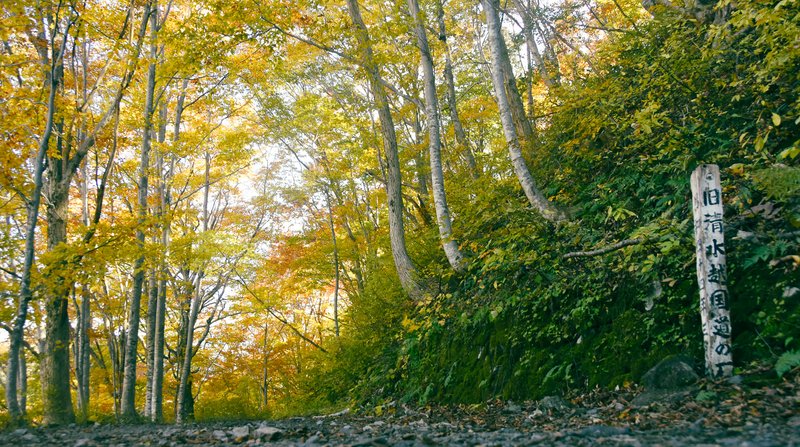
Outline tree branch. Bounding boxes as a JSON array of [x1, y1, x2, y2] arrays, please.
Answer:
[[234, 270, 328, 353], [563, 238, 645, 259]]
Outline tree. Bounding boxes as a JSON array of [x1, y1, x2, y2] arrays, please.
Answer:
[[121, 0, 159, 421], [407, 0, 465, 271], [481, 0, 564, 222], [344, 0, 425, 298]]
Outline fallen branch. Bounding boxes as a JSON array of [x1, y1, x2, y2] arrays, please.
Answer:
[[563, 238, 645, 259]]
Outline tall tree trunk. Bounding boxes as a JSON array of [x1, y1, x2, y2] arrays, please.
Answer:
[[144, 99, 168, 419], [74, 162, 91, 422], [481, 0, 563, 222], [512, 0, 557, 88], [151, 80, 184, 422], [143, 270, 158, 418], [407, 0, 465, 271], [345, 0, 424, 299], [435, 0, 478, 176], [324, 190, 341, 337], [260, 321, 269, 411], [5, 12, 72, 425], [412, 116, 434, 228], [5, 59, 55, 429], [496, 23, 536, 155], [121, 0, 157, 420], [42, 171, 76, 425], [176, 150, 210, 424]]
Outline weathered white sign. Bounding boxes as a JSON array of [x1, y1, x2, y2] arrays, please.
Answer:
[[691, 164, 733, 378]]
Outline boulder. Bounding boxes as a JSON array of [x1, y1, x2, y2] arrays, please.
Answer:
[[230, 425, 250, 442], [633, 355, 700, 406], [254, 425, 283, 441], [641, 355, 699, 390]]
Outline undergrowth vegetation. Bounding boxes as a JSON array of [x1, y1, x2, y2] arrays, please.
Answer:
[[295, 2, 800, 411]]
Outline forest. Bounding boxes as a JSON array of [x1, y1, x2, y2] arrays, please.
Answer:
[[0, 0, 798, 432]]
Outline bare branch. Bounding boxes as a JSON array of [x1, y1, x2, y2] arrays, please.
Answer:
[[563, 238, 645, 259]]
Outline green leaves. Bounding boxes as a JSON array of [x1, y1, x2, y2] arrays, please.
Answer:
[[775, 350, 800, 378]]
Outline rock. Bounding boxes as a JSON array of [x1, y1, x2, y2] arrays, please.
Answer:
[[22, 433, 38, 442], [641, 355, 699, 390], [304, 434, 322, 445], [350, 436, 388, 446], [503, 401, 523, 414], [633, 355, 700, 407], [254, 425, 282, 440], [576, 425, 631, 437], [527, 409, 544, 420], [230, 425, 250, 441], [538, 396, 573, 413], [420, 433, 437, 445], [788, 416, 800, 427], [212, 429, 228, 441], [528, 433, 548, 444], [12, 428, 28, 436], [727, 374, 744, 385], [74, 438, 93, 447]]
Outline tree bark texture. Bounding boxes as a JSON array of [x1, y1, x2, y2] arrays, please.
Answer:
[[435, 0, 478, 176], [345, 0, 424, 299], [407, 0, 464, 271], [121, 0, 158, 420], [481, 0, 563, 222]]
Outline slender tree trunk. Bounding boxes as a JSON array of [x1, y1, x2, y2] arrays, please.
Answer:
[[485, 0, 537, 156], [512, 0, 557, 88], [5, 79, 52, 427], [412, 117, 434, 228], [408, 0, 465, 272], [76, 288, 90, 421], [145, 86, 169, 418], [345, 0, 423, 299], [121, 0, 157, 420], [261, 321, 269, 411], [143, 270, 157, 418], [151, 81, 184, 422], [18, 350, 27, 416], [481, 0, 563, 222], [435, 0, 478, 176], [74, 160, 92, 423], [324, 190, 341, 337], [176, 150, 209, 424]]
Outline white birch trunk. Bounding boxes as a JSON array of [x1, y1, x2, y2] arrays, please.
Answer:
[[176, 149, 210, 423], [435, 0, 478, 176], [481, 0, 563, 222], [408, 0, 465, 272], [121, 0, 158, 419]]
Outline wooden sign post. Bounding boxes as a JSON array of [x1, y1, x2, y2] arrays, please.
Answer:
[[691, 164, 733, 378]]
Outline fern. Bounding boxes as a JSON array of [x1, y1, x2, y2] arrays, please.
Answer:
[[775, 350, 800, 378]]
